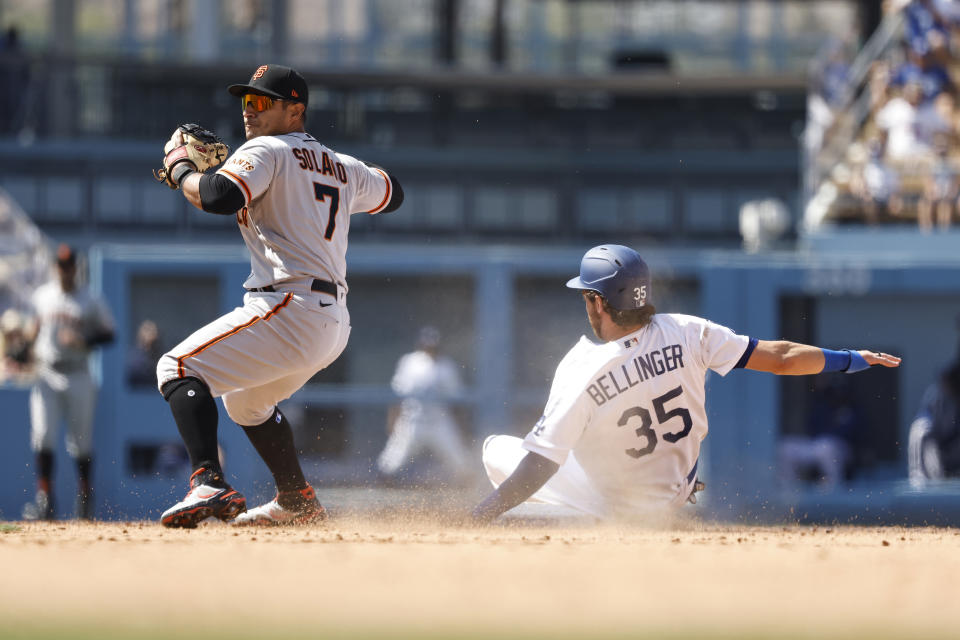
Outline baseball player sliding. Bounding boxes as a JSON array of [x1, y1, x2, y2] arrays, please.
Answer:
[[471, 245, 901, 522], [154, 64, 403, 528]]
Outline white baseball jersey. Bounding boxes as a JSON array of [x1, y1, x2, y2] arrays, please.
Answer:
[[31, 281, 115, 372], [158, 132, 393, 426], [521, 313, 750, 515], [216, 131, 391, 290], [377, 350, 470, 477], [391, 351, 462, 419]]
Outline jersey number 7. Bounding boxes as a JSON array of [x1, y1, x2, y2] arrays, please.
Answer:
[[313, 182, 341, 240], [617, 386, 693, 459]]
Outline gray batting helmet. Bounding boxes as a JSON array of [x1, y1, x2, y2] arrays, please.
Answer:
[[566, 244, 651, 310]]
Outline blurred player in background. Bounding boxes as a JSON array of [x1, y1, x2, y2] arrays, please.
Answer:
[[908, 317, 960, 485], [21, 244, 115, 520], [376, 326, 471, 486], [155, 64, 404, 528], [472, 245, 901, 523]]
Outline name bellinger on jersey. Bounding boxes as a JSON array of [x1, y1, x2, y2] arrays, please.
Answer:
[[524, 313, 750, 514], [585, 341, 685, 406]]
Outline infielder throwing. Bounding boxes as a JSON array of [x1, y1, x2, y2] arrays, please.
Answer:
[[23, 244, 115, 520], [472, 245, 901, 522], [154, 64, 403, 527]]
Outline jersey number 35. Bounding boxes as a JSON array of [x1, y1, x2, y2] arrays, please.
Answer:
[[617, 386, 692, 459]]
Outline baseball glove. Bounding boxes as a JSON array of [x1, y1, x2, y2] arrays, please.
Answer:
[[153, 123, 229, 189]]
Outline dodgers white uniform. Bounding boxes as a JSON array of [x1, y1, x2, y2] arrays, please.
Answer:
[[156, 131, 392, 426], [483, 314, 750, 518], [30, 281, 115, 457], [377, 350, 471, 478]]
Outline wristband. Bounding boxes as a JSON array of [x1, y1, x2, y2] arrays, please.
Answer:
[[845, 350, 870, 373], [821, 348, 852, 373], [170, 162, 197, 186]]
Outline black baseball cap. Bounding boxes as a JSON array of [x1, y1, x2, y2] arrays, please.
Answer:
[[228, 64, 308, 105]]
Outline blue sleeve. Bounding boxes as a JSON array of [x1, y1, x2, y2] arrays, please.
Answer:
[[733, 337, 759, 369]]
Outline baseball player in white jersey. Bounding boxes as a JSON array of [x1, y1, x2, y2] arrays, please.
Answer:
[[471, 245, 902, 522], [376, 326, 472, 484], [154, 64, 403, 528], [22, 244, 115, 520]]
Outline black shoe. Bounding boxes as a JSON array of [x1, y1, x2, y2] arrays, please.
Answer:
[[23, 490, 54, 521]]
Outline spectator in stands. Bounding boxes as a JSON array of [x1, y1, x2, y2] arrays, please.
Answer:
[[931, 0, 960, 38], [890, 45, 953, 104], [904, 0, 953, 61], [908, 327, 960, 485], [917, 134, 958, 230], [816, 39, 854, 108], [916, 91, 957, 148], [126, 319, 162, 388], [877, 82, 930, 161], [805, 39, 854, 158], [779, 376, 866, 491], [1, 308, 33, 380], [851, 136, 903, 223]]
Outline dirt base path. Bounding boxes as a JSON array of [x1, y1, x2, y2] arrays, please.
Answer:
[[1, 518, 958, 639]]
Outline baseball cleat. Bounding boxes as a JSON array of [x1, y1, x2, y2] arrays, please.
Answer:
[[22, 489, 54, 521], [161, 468, 246, 529], [233, 485, 326, 526]]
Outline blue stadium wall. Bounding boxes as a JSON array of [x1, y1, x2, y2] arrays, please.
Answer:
[[2, 236, 959, 523]]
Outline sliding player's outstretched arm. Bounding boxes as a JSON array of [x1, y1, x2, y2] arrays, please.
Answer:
[[744, 341, 901, 375]]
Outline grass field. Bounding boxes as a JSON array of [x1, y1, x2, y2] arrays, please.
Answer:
[[1, 510, 958, 640]]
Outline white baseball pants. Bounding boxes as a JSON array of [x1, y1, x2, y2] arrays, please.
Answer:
[[30, 370, 97, 458], [157, 288, 350, 426], [376, 407, 471, 478], [481, 434, 606, 518]]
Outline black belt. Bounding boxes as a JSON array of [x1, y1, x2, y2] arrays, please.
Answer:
[[248, 279, 338, 296]]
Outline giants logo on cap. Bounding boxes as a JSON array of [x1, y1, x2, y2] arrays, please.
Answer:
[[253, 65, 268, 79]]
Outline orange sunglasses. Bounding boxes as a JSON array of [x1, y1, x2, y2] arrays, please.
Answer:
[[241, 93, 278, 112]]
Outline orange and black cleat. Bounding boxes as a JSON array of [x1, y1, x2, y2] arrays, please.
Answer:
[[160, 467, 247, 529]]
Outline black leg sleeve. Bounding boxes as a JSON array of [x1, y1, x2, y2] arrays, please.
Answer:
[[241, 408, 307, 494], [36, 450, 54, 493], [161, 377, 222, 475], [76, 456, 93, 494]]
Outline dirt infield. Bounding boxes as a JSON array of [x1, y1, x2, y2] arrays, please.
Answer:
[[0, 516, 958, 640]]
